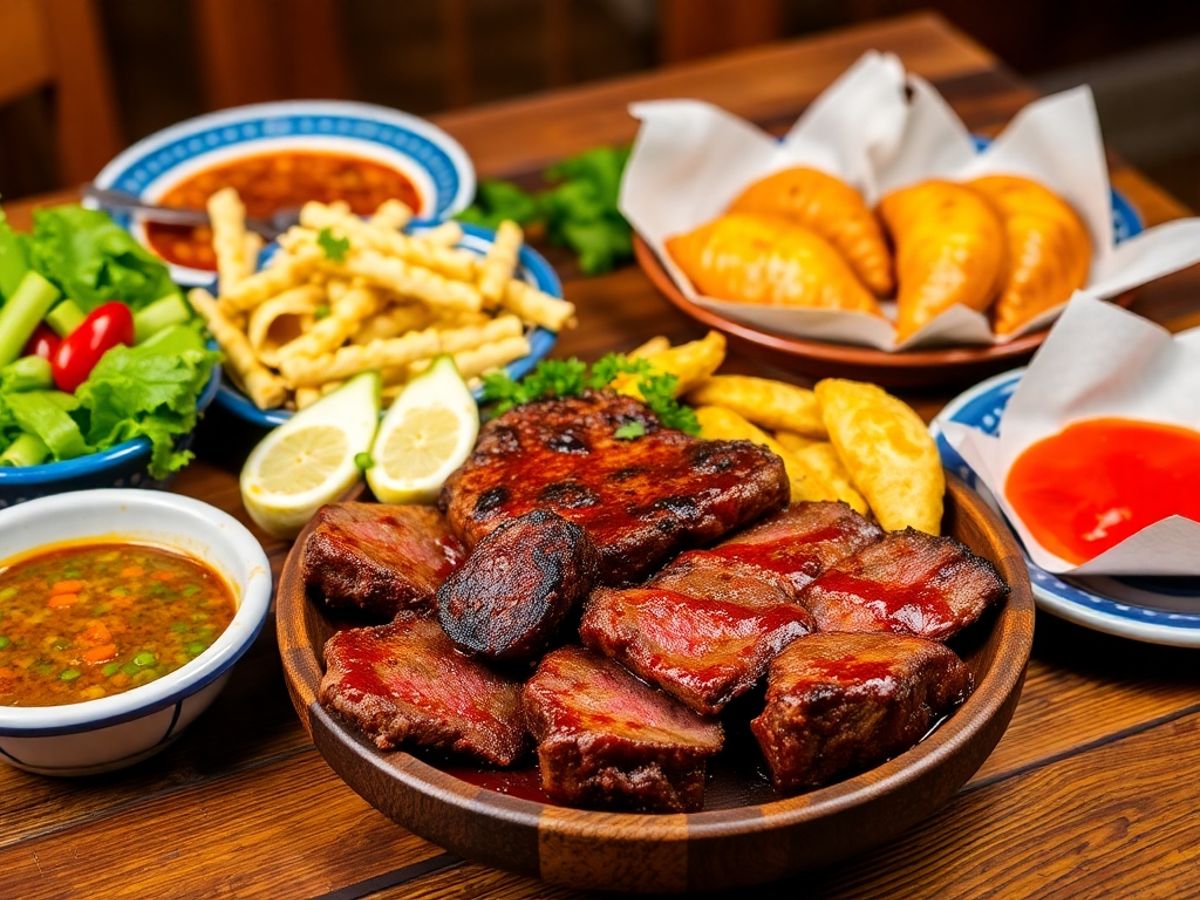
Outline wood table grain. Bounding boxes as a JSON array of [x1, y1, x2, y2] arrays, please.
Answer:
[[2, 12, 1198, 898]]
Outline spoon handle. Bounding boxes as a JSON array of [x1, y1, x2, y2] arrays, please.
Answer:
[[83, 186, 279, 238]]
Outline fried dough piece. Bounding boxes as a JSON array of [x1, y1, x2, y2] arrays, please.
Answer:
[[729, 166, 893, 296], [968, 175, 1092, 336], [666, 213, 882, 314], [878, 180, 1005, 340], [815, 378, 944, 534]]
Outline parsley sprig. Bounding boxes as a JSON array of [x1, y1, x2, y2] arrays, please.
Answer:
[[317, 227, 350, 262], [480, 353, 699, 435]]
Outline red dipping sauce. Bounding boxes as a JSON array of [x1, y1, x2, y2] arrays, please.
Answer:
[[1005, 417, 1200, 564]]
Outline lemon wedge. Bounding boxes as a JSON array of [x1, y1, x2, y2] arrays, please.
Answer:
[[366, 356, 479, 504], [240, 372, 381, 538]]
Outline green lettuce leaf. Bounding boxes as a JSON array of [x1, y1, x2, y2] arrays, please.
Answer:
[[29, 205, 181, 311], [73, 337, 219, 479]]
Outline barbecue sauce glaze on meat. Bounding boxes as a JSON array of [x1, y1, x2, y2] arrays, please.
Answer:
[[752, 632, 972, 791], [523, 646, 724, 812], [438, 510, 599, 662], [440, 392, 790, 584], [801, 528, 1008, 641], [320, 615, 527, 766], [304, 503, 464, 619], [581, 502, 880, 715]]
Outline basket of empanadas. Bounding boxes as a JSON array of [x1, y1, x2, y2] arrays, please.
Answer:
[[622, 52, 1200, 384]]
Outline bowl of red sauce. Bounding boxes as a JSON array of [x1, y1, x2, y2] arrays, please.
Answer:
[[1005, 417, 1200, 565], [0, 489, 271, 775], [91, 100, 475, 286]]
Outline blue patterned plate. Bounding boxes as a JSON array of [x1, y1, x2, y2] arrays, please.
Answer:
[[931, 369, 1200, 647], [93, 100, 476, 286], [213, 222, 565, 429]]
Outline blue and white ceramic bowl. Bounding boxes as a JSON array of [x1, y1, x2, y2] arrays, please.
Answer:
[[931, 369, 1200, 647], [0, 360, 221, 509], [93, 100, 476, 286], [214, 221, 566, 429], [0, 490, 271, 775]]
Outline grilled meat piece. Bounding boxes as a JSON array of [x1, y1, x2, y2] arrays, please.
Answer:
[[304, 503, 464, 619], [320, 614, 527, 766], [801, 528, 1008, 640], [580, 502, 878, 715], [523, 646, 724, 812], [438, 510, 599, 662], [583, 564, 814, 716], [700, 501, 883, 593], [441, 392, 789, 584], [752, 632, 972, 792]]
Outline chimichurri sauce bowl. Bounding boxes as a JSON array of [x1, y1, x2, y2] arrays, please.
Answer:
[[0, 490, 271, 775]]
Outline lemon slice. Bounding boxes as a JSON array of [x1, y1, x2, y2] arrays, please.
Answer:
[[366, 356, 479, 504], [240, 372, 381, 538]]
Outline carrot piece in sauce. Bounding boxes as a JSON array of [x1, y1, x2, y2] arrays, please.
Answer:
[[48, 593, 80, 609], [82, 643, 118, 664], [51, 580, 86, 595]]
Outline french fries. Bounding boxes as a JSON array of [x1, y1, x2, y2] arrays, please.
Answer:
[[814, 378, 944, 533], [616, 331, 726, 399], [694, 405, 838, 504], [195, 195, 576, 411], [687, 375, 826, 438]]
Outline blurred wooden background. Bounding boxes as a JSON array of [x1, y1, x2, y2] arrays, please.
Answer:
[[1, 0, 1198, 208]]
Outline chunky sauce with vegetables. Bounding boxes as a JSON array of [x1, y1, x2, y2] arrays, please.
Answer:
[[0, 543, 235, 707], [145, 151, 422, 270], [1006, 417, 1200, 564]]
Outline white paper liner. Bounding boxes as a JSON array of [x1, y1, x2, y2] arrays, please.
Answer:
[[620, 52, 1200, 352], [943, 295, 1200, 576]]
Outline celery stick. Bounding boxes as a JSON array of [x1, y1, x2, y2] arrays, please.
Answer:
[[1, 355, 52, 391], [133, 293, 191, 343], [0, 219, 29, 300], [0, 271, 59, 366], [46, 299, 86, 337], [138, 323, 204, 355], [0, 433, 49, 467]]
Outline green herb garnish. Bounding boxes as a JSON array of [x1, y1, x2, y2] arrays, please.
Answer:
[[317, 228, 350, 262], [458, 146, 632, 275], [613, 421, 646, 440], [354, 451, 374, 471], [480, 353, 699, 435], [313, 304, 331, 320]]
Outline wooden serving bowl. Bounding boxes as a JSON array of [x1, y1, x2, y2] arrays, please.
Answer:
[[277, 475, 1034, 893], [634, 235, 1134, 389]]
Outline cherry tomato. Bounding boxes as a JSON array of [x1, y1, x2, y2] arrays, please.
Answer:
[[23, 324, 61, 361], [52, 302, 134, 393]]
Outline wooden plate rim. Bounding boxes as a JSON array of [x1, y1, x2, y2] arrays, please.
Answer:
[[277, 474, 1034, 845]]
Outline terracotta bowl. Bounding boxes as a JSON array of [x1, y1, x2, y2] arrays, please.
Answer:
[[277, 475, 1035, 893], [634, 235, 1134, 389]]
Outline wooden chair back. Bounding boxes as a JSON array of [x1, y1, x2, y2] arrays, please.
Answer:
[[0, 0, 121, 185]]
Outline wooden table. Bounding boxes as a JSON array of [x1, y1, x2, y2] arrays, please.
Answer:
[[3, 12, 1198, 898]]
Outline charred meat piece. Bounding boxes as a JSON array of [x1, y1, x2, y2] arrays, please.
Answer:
[[523, 646, 723, 812], [579, 502, 875, 716], [320, 614, 527, 766], [801, 528, 1008, 641], [441, 392, 789, 584], [701, 501, 883, 592], [582, 559, 814, 716], [752, 632, 972, 792], [303, 503, 464, 619], [437, 510, 599, 662]]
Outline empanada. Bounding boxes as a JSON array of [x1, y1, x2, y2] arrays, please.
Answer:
[[878, 180, 1005, 341], [968, 175, 1091, 336], [666, 213, 881, 315], [814, 378, 944, 534], [729, 166, 893, 296]]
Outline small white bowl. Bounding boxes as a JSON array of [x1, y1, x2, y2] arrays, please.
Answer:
[[0, 489, 271, 775]]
